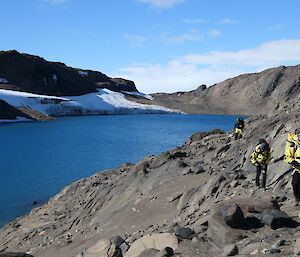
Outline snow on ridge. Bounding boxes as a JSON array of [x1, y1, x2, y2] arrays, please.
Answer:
[[122, 90, 153, 100], [0, 78, 9, 84], [52, 74, 58, 84], [0, 88, 178, 117], [78, 70, 88, 77]]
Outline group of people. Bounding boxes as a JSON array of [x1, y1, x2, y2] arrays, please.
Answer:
[[232, 118, 300, 206]]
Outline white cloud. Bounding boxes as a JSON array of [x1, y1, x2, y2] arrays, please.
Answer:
[[136, 0, 186, 8], [182, 39, 300, 66], [124, 34, 146, 47], [183, 19, 208, 23], [116, 39, 300, 93], [219, 18, 239, 24], [208, 29, 221, 37]]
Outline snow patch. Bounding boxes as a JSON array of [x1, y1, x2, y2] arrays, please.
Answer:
[[52, 74, 58, 84], [122, 91, 153, 100], [78, 70, 88, 77], [0, 78, 9, 84], [0, 88, 178, 117]]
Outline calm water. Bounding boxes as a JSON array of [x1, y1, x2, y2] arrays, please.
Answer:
[[0, 114, 243, 227]]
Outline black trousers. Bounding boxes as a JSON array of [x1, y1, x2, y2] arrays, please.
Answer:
[[256, 164, 267, 188], [292, 170, 300, 201]]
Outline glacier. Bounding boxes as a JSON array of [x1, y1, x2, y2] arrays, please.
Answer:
[[0, 88, 178, 122]]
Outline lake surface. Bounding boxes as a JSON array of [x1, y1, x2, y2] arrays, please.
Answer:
[[0, 114, 244, 227]]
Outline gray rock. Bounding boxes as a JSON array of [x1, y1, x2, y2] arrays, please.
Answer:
[[137, 248, 159, 257], [223, 244, 238, 256], [294, 237, 300, 255], [125, 233, 178, 257], [261, 209, 292, 229], [120, 242, 130, 255], [110, 235, 126, 247], [208, 201, 246, 249], [175, 227, 193, 239], [218, 201, 244, 228], [270, 248, 281, 254], [190, 161, 205, 174], [154, 247, 174, 257]]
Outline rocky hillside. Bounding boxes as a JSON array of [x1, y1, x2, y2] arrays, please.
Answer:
[[0, 50, 137, 96], [1, 110, 300, 256], [0, 100, 52, 121], [127, 64, 300, 115]]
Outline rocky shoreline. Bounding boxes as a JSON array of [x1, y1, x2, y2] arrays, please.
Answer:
[[1, 54, 300, 256], [1, 110, 300, 256]]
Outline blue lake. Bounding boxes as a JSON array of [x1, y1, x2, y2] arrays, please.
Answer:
[[0, 114, 243, 227]]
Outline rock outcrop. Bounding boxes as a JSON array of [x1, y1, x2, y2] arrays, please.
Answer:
[[0, 100, 52, 121], [0, 50, 137, 96]]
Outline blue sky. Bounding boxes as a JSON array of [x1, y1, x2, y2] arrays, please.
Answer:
[[1, 0, 300, 93]]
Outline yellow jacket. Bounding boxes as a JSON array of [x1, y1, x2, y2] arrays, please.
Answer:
[[251, 144, 271, 164], [284, 133, 300, 166]]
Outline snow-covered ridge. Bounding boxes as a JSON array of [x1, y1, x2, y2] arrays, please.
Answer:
[[122, 90, 153, 100], [0, 89, 178, 118]]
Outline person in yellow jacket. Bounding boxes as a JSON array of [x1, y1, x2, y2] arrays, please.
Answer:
[[251, 139, 271, 190], [234, 118, 245, 140], [284, 128, 300, 206]]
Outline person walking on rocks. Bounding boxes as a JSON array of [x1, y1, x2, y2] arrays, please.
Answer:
[[284, 128, 300, 206], [251, 139, 271, 190], [233, 117, 245, 140]]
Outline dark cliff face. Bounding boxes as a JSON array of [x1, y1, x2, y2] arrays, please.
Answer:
[[151, 64, 300, 115], [0, 100, 53, 121], [0, 50, 137, 96], [0, 100, 31, 120]]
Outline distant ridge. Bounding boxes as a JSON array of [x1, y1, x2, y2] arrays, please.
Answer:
[[141, 64, 300, 115], [0, 50, 137, 96]]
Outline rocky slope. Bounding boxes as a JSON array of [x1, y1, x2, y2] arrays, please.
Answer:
[[0, 110, 300, 256], [127, 64, 300, 115], [0, 100, 53, 121], [0, 50, 137, 96]]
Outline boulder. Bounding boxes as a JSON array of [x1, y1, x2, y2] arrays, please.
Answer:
[[110, 235, 126, 247], [218, 201, 244, 228], [260, 209, 293, 229], [177, 187, 201, 211], [155, 247, 174, 257], [186, 129, 225, 144], [191, 215, 209, 233], [207, 201, 246, 249], [222, 244, 238, 256], [190, 161, 205, 174], [125, 233, 178, 257], [294, 237, 300, 255], [78, 239, 122, 257], [174, 227, 194, 239]]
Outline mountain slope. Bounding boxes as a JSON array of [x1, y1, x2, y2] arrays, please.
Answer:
[[0, 50, 137, 96], [140, 64, 300, 115], [0, 110, 299, 257]]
